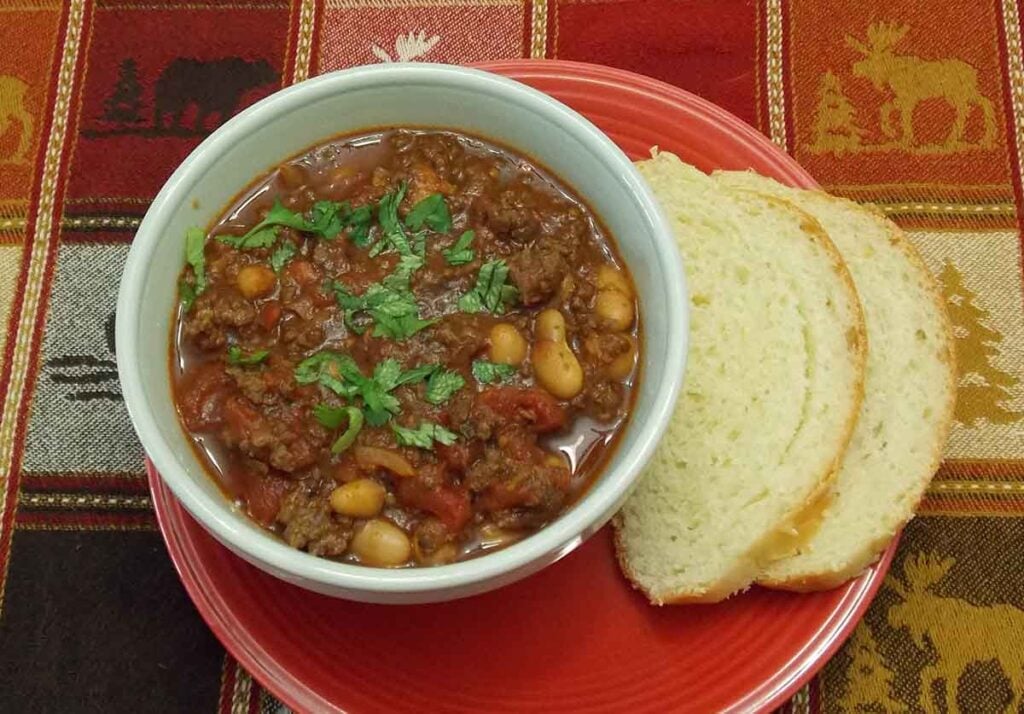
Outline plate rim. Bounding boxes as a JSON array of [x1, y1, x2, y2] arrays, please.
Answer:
[[148, 59, 897, 714]]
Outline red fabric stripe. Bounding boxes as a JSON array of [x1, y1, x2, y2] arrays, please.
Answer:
[[0, 0, 82, 603], [808, 675, 822, 713], [21, 473, 149, 493], [283, 0, 301, 84], [521, 0, 533, 57], [218, 657, 238, 714], [16, 510, 157, 530]]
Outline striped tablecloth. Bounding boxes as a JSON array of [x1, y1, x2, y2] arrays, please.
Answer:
[[1, 1, 1022, 711]]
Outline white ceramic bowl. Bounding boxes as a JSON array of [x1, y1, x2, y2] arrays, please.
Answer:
[[117, 63, 688, 604]]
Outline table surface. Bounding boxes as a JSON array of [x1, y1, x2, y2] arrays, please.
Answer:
[[1, 2, 1022, 712]]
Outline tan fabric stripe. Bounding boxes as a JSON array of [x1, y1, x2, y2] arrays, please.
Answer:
[[18, 522, 158, 532], [0, 217, 27, 232], [764, 0, 787, 150], [0, 0, 87, 612], [293, 0, 317, 83], [929, 480, 1024, 495], [530, 0, 548, 58], [1000, 0, 1024, 187], [19, 493, 153, 510], [231, 668, 253, 714]]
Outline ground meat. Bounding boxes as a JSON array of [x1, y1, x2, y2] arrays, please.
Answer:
[[508, 243, 569, 306], [311, 238, 349, 276], [277, 483, 353, 556], [477, 194, 540, 243], [412, 517, 451, 556], [183, 290, 257, 351], [465, 444, 568, 519], [279, 313, 326, 351], [583, 380, 626, 422], [220, 396, 326, 473], [582, 332, 632, 367]]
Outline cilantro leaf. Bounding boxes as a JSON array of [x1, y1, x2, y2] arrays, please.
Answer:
[[308, 201, 344, 239], [179, 280, 197, 312], [425, 369, 465, 405], [458, 260, 519, 314], [472, 360, 516, 384], [314, 404, 363, 453], [270, 239, 297, 274], [345, 204, 374, 247], [405, 193, 452, 233], [372, 359, 403, 392], [294, 351, 360, 397], [396, 363, 439, 387], [391, 421, 459, 450], [442, 230, 475, 266], [181, 227, 207, 310], [330, 255, 434, 340], [227, 346, 269, 366], [372, 182, 413, 257]]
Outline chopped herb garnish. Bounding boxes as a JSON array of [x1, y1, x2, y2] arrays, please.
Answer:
[[269, 239, 297, 274], [391, 421, 459, 450], [218, 199, 375, 250], [314, 404, 364, 453], [458, 259, 519, 314], [345, 204, 374, 246], [442, 230, 475, 266], [294, 351, 360, 397], [295, 352, 413, 426], [395, 363, 439, 388], [371, 182, 413, 257], [227, 346, 269, 366], [404, 193, 452, 233], [425, 369, 465, 405], [180, 227, 207, 311], [330, 255, 434, 340], [472, 360, 516, 384]]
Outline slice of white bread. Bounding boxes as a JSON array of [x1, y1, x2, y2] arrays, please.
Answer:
[[715, 170, 956, 590], [615, 151, 867, 604]]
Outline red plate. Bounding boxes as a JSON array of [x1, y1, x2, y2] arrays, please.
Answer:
[[150, 60, 896, 713]]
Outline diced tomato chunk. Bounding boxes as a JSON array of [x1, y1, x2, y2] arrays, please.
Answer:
[[259, 301, 282, 330], [477, 387, 567, 433], [397, 478, 471, 532], [177, 362, 231, 431], [246, 475, 291, 525], [222, 394, 260, 441]]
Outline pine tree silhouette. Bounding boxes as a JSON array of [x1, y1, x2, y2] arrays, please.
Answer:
[[941, 260, 1022, 426], [810, 71, 865, 155], [103, 58, 143, 124]]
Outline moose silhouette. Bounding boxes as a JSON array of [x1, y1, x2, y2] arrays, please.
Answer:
[[845, 22, 996, 149], [152, 58, 278, 133], [888, 552, 1024, 713], [0, 75, 33, 163]]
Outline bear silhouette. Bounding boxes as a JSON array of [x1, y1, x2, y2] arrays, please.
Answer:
[[153, 57, 277, 133]]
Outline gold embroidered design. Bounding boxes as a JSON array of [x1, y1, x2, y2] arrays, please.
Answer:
[[888, 553, 1024, 713], [0, 76, 34, 164], [838, 624, 902, 711], [810, 22, 996, 155], [940, 261, 1022, 426]]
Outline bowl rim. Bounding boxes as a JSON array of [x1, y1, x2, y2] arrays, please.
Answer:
[[116, 62, 688, 595]]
